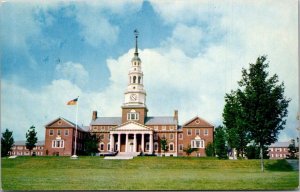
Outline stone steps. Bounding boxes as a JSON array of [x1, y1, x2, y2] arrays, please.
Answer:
[[104, 152, 140, 160]]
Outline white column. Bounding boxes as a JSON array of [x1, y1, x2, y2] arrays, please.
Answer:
[[110, 134, 114, 152], [118, 134, 121, 152], [125, 133, 129, 152], [133, 133, 137, 152], [141, 133, 145, 152], [149, 133, 153, 154]]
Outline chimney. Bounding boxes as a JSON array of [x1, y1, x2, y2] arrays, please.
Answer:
[[174, 110, 178, 122], [92, 111, 97, 121]]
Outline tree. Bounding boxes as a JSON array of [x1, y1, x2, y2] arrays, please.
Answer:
[[1, 129, 14, 157], [245, 144, 269, 159], [287, 139, 298, 159], [205, 142, 215, 157], [214, 126, 228, 159], [183, 144, 198, 156], [26, 125, 38, 156], [160, 136, 168, 156], [237, 56, 290, 171], [84, 133, 102, 156], [223, 91, 250, 158]]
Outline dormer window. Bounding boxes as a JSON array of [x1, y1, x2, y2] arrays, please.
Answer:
[[127, 109, 139, 120]]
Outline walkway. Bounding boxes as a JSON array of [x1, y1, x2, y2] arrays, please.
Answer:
[[104, 152, 140, 160]]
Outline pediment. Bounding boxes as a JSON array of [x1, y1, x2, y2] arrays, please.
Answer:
[[183, 116, 213, 127], [113, 121, 152, 131], [45, 117, 74, 128]]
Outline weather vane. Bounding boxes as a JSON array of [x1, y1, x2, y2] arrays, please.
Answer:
[[134, 29, 139, 38]]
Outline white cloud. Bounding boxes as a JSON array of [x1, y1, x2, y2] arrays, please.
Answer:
[[1, 79, 82, 141], [74, 1, 143, 47], [149, 0, 298, 141], [1, 0, 297, 144], [55, 61, 89, 87], [162, 24, 204, 56]]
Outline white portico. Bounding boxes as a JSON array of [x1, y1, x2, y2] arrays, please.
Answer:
[[109, 121, 153, 154]]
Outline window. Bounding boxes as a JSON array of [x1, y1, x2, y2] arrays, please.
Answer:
[[52, 140, 64, 148], [162, 126, 166, 130], [195, 129, 200, 135], [154, 133, 158, 140], [154, 142, 158, 151], [100, 143, 104, 151], [154, 126, 158, 130], [127, 110, 139, 120], [65, 130, 69, 136], [204, 129, 208, 135], [146, 142, 150, 151], [169, 133, 174, 140], [179, 133, 183, 140], [49, 129, 54, 136], [107, 144, 111, 151], [179, 144, 183, 151], [57, 129, 61, 135], [270, 148, 273, 151], [169, 126, 174, 130], [169, 143, 174, 151], [138, 76, 141, 84], [161, 133, 166, 139], [187, 129, 192, 136], [133, 76, 136, 83], [191, 139, 204, 148]]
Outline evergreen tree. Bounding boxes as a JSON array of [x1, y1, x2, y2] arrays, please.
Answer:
[[26, 125, 38, 156], [183, 144, 198, 156], [287, 139, 298, 159], [214, 126, 228, 159], [160, 136, 168, 155], [84, 133, 102, 156], [237, 56, 290, 171], [1, 129, 14, 157], [205, 142, 215, 157], [223, 91, 249, 157]]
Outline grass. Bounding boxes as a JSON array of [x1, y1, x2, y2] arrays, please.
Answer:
[[1, 156, 299, 190]]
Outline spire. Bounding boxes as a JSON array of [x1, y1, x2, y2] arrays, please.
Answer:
[[134, 29, 139, 56]]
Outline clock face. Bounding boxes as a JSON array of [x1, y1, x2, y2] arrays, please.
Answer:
[[130, 94, 137, 101]]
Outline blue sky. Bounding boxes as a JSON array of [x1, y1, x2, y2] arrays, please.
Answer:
[[1, 0, 298, 142]]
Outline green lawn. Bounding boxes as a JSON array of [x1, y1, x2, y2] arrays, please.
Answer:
[[1, 156, 299, 190]]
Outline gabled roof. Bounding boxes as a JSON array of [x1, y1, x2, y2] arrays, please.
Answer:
[[45, 117, 88, 132], [112, 121, 152, 131], [182, 116, 213, 128], [90, 117, 122, 126], [145, 116, 177, 125], [269, 141, 292, 148], [14, 140, 45, 146]]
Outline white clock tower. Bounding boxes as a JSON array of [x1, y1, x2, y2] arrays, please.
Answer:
[[123, 30, 147, 107], [122, 30, 148, 124]]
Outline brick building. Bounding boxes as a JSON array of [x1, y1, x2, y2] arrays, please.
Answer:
[[268, 141, 291, 159], [44, 31, 214, 157], [10, 141, 45, 156], [44, 117, 89, 156]]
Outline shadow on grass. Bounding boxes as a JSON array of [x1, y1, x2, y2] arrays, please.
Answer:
[[265, 159, 294, 172]]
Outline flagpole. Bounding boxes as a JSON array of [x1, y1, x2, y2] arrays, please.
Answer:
[[72, 96, 79, 159]]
